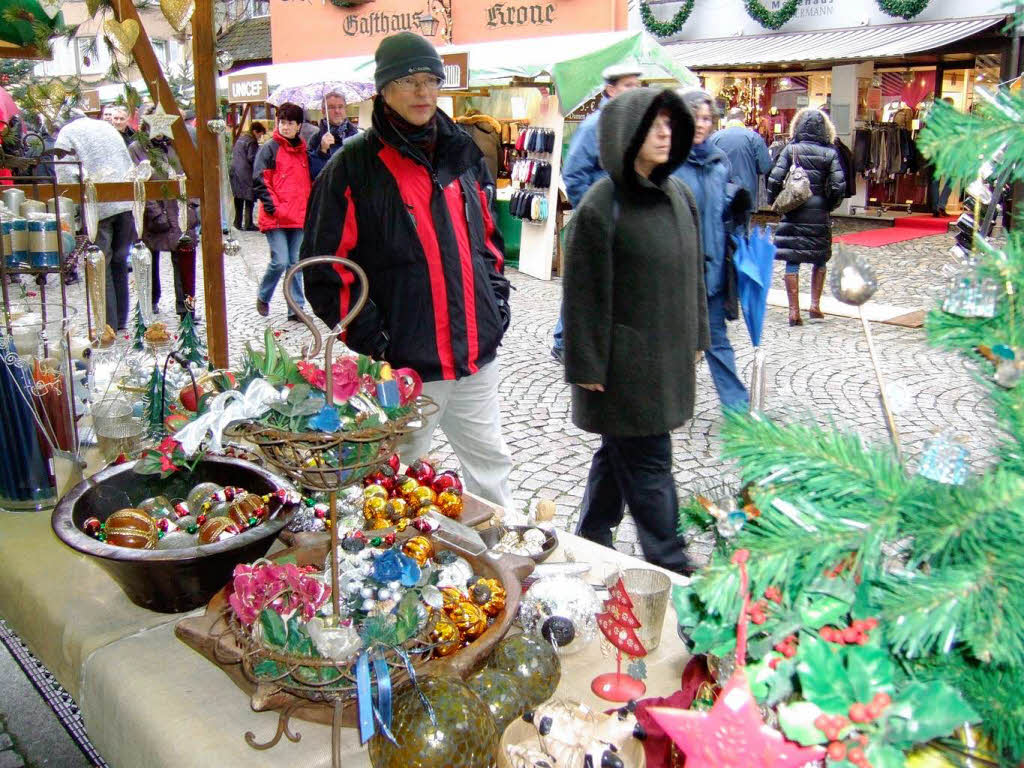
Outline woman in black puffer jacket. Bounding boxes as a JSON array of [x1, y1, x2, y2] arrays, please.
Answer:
[[768, 108, 846, 326]]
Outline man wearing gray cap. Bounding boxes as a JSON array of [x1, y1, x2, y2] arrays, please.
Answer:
[[551, 63, 641, 363], [301, 32, 516, 515]]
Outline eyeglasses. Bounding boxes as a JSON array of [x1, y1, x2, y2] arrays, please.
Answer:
[[390, 75, 444, 93]]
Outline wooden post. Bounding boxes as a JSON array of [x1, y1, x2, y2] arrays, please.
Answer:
[[192, 0, 230, 369]]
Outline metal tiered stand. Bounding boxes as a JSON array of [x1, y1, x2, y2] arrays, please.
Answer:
[[0, 146, 86, 510]]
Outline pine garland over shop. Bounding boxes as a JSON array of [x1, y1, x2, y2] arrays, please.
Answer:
[[671, 81, 1024, 765], [876, 0, 930, 20], [639, 0, 695, 38], [744, 0, 798, 30]]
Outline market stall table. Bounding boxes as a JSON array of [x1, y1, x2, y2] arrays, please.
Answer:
[[0, 507, 690, 766]]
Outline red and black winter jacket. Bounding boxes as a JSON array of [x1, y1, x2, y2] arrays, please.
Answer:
[[253, 130, 311, 231], [300, 99, 510, 383]]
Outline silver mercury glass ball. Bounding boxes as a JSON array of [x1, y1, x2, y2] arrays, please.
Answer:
[[518, 574, 599, 655], [215, 49, 235, 71], [222, 236, 242, 258], [206, 119, 228, 135], [830, 247, 878, 306]]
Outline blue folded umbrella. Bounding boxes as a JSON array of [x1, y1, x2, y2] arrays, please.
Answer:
[[732, 227, 776, 347]]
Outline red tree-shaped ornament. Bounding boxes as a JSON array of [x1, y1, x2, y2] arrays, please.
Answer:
[[645, 551, 827, 768], [592, 577, 648, 701]]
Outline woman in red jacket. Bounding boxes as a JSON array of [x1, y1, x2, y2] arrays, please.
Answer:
[[253, 102, 311, 320]]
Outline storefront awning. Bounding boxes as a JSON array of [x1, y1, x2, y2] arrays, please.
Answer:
[[664, 16, 1005, 69]]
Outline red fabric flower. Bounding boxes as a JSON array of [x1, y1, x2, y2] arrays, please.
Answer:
[[159, 454, 178, 473], [297, 360, 327, 390], [158, 436, 179, 455], [329, 357, 360, 404]]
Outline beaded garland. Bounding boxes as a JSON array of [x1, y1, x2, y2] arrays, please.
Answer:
[[639, 0, 694, 37], [744, 0, 798, 29], [876, 0, 929, 19]]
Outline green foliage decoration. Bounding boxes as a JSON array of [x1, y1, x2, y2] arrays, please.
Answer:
[[639, 0, 695, 38], [876, 0, 930, 19], [744, 0, 798, 30]]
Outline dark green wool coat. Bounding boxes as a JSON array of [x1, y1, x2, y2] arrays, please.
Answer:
[[564, 88, 711, 438]]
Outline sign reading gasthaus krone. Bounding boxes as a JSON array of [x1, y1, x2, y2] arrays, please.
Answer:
[[644, 0, 1009, 39], [269, 0, 627, 63]]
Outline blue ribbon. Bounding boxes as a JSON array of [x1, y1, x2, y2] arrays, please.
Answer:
[[393, 645, 436, 726], [356, 649, 397, 745], [356, 651, 374, 744]]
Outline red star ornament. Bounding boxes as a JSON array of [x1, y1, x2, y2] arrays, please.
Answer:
[[646, 669, 825, 768]]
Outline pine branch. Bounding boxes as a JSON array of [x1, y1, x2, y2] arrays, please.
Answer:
[[918, 91, 1024, 188]]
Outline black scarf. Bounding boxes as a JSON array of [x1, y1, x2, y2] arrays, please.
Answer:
[[375, 95, 438, 163]]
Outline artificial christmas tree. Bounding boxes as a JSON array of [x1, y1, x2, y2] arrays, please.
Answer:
[[176, 302, 208, 369], [671, 79, 1024, 764], [142, 364, 168, 439], [131, 302, 147, 351]]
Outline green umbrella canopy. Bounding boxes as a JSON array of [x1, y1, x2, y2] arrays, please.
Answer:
[[549, 32, 697, 116], [0, 0, 64, 49]]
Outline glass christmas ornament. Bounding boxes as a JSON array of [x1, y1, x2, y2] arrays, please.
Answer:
[[206, 119, 228, 135], [222, 235, 241, 258], [367, 676, 499, 768], [916, 432, 970, 485], [215, 48, 234, 70], [830, 247, 878, 306], [487, 634, 560, 706], [465, 668, 528, 735], [83, 179, 99, 242], [943, 269, 999, 318], [84, 245, 107, 337], [519, 574, 599, 655], [104, 508, 159, 549], [130, 241, 156, 326]]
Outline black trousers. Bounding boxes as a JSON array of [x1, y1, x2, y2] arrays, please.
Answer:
[[233, 198, 255, 229], [576, 434, 691, 574]]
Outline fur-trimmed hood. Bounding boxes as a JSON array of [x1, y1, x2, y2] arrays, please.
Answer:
[[456, 113, 502, 136], [789, 107, 836, 146]]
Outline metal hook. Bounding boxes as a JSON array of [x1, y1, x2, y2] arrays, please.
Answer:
[[281, 256, 369, 362]]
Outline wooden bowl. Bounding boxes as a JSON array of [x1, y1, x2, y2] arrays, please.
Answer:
[[52, 457, 297, 613], [481, 525, 558, 563], [176, 538, 535, 727]]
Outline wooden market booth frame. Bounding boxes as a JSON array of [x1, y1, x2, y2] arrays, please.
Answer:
[[6, 0, 230, 369]]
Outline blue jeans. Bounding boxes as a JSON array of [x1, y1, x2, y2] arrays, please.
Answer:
[[259, 228, 305, 310], [552, 312, 564, 351], [706, 291, 748, 410]]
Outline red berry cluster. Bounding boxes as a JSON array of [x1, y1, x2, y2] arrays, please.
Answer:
[[768, 634, 798, 669], [814, 692, 891, 767], [819, 617, 878, 646]]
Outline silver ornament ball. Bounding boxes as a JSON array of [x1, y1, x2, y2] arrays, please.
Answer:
[[206, 119, 228, 135], [215, 49, 235, 71], [222, 236, 242, 258], [830, 247, 878, 306], [518, 574, 599, 655]]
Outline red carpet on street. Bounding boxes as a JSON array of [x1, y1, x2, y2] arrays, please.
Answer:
[[833, 214, 956, 247]]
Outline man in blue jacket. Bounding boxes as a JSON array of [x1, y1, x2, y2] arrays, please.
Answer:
[[551, 64, 641, 363], [307, 90, 359, 179], [707, 107, 771, 216]]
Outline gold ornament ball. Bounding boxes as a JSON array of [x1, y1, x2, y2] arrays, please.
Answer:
[[385, 498, 409, 521], [441, 587, 465, 613], [418, 503, 442, 519], [402, 535, 434, 566], [469, 577, 506, 617], [396, 475, 419, 498], [448, 600, 488, 640], [363, 495, 387, 521], [367, 516, 392, 531], [436, 489, 463, 518], [429, 614, 463, 657], [364, 484, 389, 501], [104, 508, 158, 549], [411, 486, 437, 508]]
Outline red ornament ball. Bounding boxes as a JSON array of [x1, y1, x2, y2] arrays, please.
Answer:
[[406, 459, 436, 486], [431, 470, 463, 495]]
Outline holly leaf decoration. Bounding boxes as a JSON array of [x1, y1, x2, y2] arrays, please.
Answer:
[[799, 594, 851, 629], [286, 615, 315, 657], [626, 658, 647, 681], [777, 701, 828, 746], [394, 590, 424, 644], [865, 742, 906, 768], [885, 681, 979, 748], [259, 608, 288, 648], [846, 645, 895, 703], [795, 635, 854, 713]]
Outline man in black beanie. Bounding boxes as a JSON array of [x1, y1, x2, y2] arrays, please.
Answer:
[[300, 32, 517, 516]]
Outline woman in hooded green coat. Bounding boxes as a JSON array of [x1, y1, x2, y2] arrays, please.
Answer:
[[563, 88, 709, 574]]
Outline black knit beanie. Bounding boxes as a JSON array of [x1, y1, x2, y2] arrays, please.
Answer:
[[374, 32, 444, 92]]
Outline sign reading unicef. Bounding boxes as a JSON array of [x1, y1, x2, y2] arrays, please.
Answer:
[[269, 0, 626, 63], [227, 73, 269, 104]]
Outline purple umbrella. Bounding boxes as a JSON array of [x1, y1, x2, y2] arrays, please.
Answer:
[[266, 81, 375, 111]]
